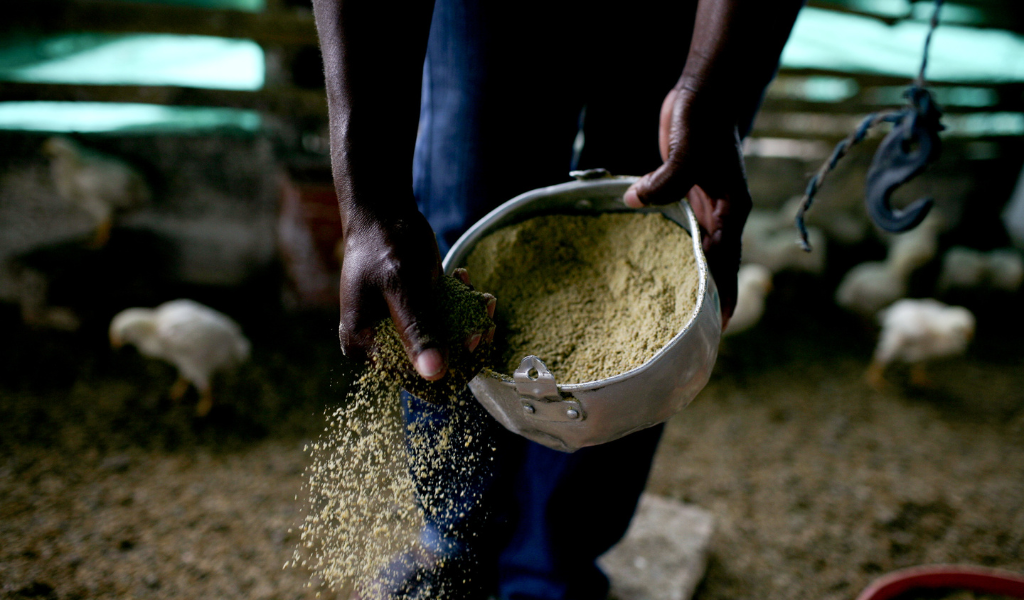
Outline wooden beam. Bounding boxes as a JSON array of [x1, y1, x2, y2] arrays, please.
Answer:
[[751, 110, 1024, 141], [805, 0, 1024, 32], [761, 96, 1023, 116], [805, 1, 900, 25], [0, 82, 328, 117], [779, 67, 1024, 90], [4, 0, 318, 46]]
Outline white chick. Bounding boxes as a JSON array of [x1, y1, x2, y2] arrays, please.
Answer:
[[836, 261, 907, 316], [836, 213, 943, 316], [937, 247, 1024, 293], [989, 250, 1024, 290], [724, 264, 773, 336], [43, 137, 150, 247], [866, 298, 975, 389], [110, 299, 250, 416], [742, 207, 827, 275]]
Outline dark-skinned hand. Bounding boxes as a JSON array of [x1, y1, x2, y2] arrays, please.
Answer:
[[338, 204, 495, 383], [624, 86, 752, 330], [338, 203, 449, 380]]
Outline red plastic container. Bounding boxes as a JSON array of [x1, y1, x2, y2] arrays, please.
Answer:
[[856, 565, 1024, 600]]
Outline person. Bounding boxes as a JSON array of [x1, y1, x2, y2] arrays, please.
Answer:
[[311, 0, 804, 598]]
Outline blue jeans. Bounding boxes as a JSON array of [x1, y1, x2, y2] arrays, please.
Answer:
[[408, 1, 774, 598], [401, 391, 664, 600]]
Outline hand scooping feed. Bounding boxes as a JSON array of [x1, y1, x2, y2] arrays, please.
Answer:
[[370, 272, 496, 404]]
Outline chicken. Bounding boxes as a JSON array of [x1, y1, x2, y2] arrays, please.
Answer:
[[109, 299, 250, 416], [836, 261, 906, 317], [742, 204, 827, 275], [723, 264, 773, 336], [836, 213, 943, 316], [937, 247, 1024, 293], [43, 137, 150, 247], [866, 298, 975, 389]]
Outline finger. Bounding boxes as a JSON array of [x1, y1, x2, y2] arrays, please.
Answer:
[[453, 267, 472, 287], [466, 332, 482, 352], [689, 181, 752, 329], [383, 276, 447, 381], [658, 88, 678, 163], [687, 185, 720, 252], [460, 293, 496, 351], [338, 272, 377, 361], [623, 160, 694, 208], [480, 293, 496, 319], [707, 241, 741, 330]]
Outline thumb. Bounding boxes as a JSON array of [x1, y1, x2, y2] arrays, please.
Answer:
[[384, 280, 447, 381], [624, 160, 694, 208]]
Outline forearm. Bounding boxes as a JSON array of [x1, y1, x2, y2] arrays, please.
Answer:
[[311, 0, 435, 228], [678, 0, 803, 116]]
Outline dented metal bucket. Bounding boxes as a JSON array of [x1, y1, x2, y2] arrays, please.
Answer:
[[442, 173, 721, 452]]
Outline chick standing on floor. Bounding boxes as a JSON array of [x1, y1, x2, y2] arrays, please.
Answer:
[[43, 137, 150, 247], [937, 247, 1024, 294], [110, 299, 251, 416], [836, 213, 943, 316], [867, 298, 975, 389]]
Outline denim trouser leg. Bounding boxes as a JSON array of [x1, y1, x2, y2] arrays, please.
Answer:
[[495, 424, 665, 600], [401, 390, 664, 600]]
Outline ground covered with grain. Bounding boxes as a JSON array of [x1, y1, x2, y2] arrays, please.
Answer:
[[1, 276, 1022, 600]]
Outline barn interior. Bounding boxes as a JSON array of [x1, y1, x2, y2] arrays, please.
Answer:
[[1, 1, 1024, 599]]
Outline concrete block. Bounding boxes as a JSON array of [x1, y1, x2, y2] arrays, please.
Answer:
[[599, 494, 714, 600]]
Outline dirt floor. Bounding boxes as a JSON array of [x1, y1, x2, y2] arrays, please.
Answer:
[[1, 277, 1023, 600]]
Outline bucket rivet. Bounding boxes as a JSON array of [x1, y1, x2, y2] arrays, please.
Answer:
[[523, 403, 536, 414], [566, 408, 580, 420]]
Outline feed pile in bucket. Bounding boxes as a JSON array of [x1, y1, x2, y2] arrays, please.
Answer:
[[292, 275, 495, 597], [466, 212, 699, 384]]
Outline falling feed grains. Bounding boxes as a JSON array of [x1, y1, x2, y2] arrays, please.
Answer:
[[291, 276, 496, 598]]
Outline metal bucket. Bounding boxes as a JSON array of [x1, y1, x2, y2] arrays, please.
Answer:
[[442, 172, 721, 452]]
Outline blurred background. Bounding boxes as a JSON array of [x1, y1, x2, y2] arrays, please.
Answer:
[[1, 1, 1023, 599]]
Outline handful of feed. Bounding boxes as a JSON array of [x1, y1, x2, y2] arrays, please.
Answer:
[[466, 211, 700, 384], [373, 274, 496, 404]]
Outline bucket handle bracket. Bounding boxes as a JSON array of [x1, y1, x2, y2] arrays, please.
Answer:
[[513, 356, 585, 422]]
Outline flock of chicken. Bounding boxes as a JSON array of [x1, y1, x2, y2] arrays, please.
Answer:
[[727, 197, 1023, 388], [29, 138, 1023, 414], [34, 137, 250, 415]]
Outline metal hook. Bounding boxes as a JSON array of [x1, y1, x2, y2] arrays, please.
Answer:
[[864, 87, 944, 233]]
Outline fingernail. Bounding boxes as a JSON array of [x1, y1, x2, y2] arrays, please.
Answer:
[[467, 333, 481, 352], [454, 268, 470, 285], [415, 349, 444, 380], [484, 295, 496, 318], [624, 188, 644, 208], [484, 325, 495, 344]]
